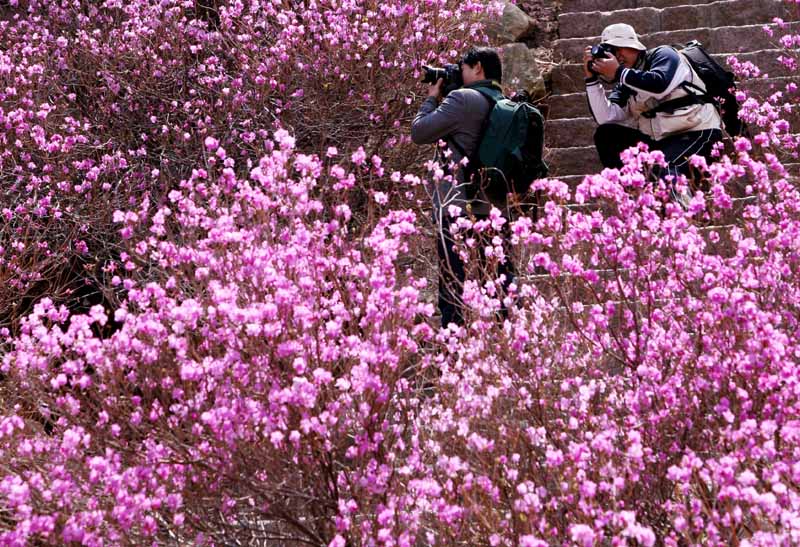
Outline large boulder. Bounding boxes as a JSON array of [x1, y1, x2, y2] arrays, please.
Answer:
[[486, 2, 536, 44], [501, 43, 546, 99]]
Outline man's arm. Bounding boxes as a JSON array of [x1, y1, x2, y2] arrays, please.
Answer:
[[586, 80, 630, 125], [411, 91, 468, 145], [582, 46, 630, 125], [617, 46, 686, 99]]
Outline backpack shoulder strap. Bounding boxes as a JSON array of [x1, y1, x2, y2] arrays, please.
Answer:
[[464, 81, 505, 103], [641, 51, 715, 118], [447, 84, 498, 158], [640, 94, 714, 118]]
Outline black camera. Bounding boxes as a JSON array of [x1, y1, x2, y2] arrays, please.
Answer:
[[589, 43, 615, 75], [421, 63, 464, 95]]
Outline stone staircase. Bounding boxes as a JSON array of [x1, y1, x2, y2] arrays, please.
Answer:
[[544, 0, 800, 187]]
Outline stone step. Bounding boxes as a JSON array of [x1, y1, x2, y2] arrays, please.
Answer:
[[554, 22, 800, 62], [546, 117, 595, 149], [548, 92, 589, 120], [783, 163, 800, 177], [562, 0, 715, 16], [559, 0, 790, 40], [551, 49, 795, 96], [701, 223, 737, 256], [550, 92, 602, 122], [545, 145, 602, 176]]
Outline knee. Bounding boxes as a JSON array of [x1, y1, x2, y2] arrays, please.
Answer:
[[593, 124, 631, 169], [594, 123, 617, 142]]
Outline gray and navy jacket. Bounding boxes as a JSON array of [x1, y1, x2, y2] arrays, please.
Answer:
[[586, 46, 721, 141], [411, 81, 500, 217]]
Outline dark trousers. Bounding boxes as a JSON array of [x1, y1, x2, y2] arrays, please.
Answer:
[[436, 214, 514, 327], [594, 124, 722, 180]]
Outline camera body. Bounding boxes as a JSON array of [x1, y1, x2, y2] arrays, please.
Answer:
[[589, 43, 615, 75], [591, 43, 615, 60], [421, 63, 464, 95]]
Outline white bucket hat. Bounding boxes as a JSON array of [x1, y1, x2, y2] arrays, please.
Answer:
[[600, 23, 647, 51]]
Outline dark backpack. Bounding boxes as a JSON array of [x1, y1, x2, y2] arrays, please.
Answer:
[[643, 40, 746, 137], [458, 84, 549, 204]]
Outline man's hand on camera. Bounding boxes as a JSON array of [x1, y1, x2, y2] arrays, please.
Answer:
[[592, 54, 620, 81], [427, 78, 444, 101]]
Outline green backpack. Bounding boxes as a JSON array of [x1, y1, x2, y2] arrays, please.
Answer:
[[463, 84, 549, 203]]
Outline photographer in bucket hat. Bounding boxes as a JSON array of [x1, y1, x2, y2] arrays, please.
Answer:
[[583, 23, 722, 204]]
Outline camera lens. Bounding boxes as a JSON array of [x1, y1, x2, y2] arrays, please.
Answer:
[[421, 65, 445, 84], [591, 44, 607, 59]]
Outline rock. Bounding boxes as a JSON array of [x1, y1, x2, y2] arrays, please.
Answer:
[[486, 2, 536, 44], [516, 0, 561, 47], [501, 43, 546, 99]]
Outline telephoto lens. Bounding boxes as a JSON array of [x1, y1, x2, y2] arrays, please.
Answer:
[[421, 65, 447, 84], [420, 63, 463, 90]]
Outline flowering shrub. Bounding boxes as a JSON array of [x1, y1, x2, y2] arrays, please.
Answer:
[[0, 0, 489, 333], [2, 133, 441, 545], [418, 143, 800, 545], [1, 0, 800, 546]]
